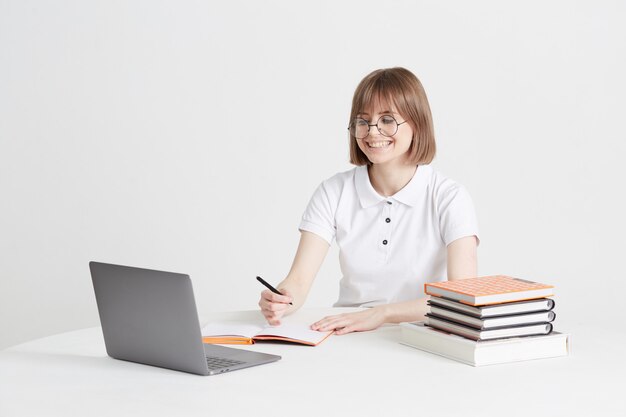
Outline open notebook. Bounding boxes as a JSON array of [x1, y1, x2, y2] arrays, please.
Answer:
[[201, 322, 333, 346]]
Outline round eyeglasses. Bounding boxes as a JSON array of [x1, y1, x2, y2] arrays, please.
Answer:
[[348, 115, 407, 140]]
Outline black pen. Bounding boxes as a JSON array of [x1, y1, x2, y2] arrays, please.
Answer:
[[256, 276, 293, 305]]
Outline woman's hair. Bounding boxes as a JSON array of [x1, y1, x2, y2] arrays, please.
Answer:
[[349, 67, 436, 166]]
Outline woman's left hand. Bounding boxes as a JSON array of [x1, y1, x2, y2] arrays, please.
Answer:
[[310, 307, 387, 335]]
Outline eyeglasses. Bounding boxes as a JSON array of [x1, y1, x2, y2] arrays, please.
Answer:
[[348, 115, 407, 140]]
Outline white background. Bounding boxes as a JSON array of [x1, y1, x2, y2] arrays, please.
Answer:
[[1, 0, 625, 349]]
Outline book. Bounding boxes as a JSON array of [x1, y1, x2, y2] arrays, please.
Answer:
[[424, 275, 555, 306], [425, 315, 553, 341], [400, 322, 570, 366], [428, 305, 556, 329], [201, 322, 333, 346], [428, 297, 555, 318]]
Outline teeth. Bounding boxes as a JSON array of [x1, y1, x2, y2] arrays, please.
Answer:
[[368, 141, 392, 148]]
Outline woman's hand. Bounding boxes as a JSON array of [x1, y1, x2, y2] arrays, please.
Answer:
[[258, 289, 293, 326], [310, 307, 387, 335]]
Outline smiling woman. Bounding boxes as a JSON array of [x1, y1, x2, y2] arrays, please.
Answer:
[[348, 67, 436, 169], [258, 67, 479, 335]]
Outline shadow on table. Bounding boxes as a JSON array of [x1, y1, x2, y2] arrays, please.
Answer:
[[0, 350, 183, 376]]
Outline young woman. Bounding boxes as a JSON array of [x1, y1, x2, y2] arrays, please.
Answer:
[[258, 67, 479, 335]]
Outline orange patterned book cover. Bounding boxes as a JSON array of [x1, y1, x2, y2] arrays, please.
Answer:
[[424, 275, 554, 306]]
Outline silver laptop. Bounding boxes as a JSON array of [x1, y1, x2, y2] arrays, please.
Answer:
[[89, 261, 281, 376]]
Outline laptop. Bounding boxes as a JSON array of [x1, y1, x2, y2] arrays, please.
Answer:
[[89, 261, 281, 376]]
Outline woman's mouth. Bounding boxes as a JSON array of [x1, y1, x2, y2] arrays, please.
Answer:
[[366, 140, 392, 149]]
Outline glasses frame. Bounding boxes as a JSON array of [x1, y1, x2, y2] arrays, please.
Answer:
[[347, 115, 407, 140]]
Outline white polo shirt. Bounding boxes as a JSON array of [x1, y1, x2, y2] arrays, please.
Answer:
[[299, 164, 480, 307]]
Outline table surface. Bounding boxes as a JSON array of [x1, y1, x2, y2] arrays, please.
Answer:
[[1, 308, 624, 417]]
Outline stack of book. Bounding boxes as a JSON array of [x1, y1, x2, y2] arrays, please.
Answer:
[[400, 275, 570, 366]]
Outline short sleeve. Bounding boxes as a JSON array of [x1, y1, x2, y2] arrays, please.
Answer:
[[298, 182, 336, 245], [437, 183, 480, 246]]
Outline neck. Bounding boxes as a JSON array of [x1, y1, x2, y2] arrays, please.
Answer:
[[368, 162, 418, 197]]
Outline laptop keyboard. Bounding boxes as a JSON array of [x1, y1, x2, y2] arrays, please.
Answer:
[[206, 356, 246, 371]]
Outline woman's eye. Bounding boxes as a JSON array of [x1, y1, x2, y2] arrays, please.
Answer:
[[357, 119, 369, 126], [380, 116, 395, 125]]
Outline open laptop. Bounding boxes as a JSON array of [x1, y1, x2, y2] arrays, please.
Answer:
[[89, 261, 281, 376]]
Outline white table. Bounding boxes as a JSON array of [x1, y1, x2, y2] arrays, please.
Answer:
[[1, 308, 623, 417]]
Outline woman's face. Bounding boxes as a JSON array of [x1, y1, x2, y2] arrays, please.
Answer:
[[356, 99, 413, 167]]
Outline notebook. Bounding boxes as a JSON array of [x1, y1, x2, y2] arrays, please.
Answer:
[[202, 322, 333, 346], [424, 275, 554, 306]]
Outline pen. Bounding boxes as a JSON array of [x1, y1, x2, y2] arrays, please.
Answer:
[[256, 276, 293, 305]]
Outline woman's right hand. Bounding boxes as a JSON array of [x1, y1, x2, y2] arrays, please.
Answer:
[[258, 289, 293, 326]]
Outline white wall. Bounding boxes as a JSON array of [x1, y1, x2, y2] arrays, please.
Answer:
[[1, 0, 625, 349]]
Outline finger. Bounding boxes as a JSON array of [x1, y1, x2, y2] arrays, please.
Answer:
[[262, 302, 290, 313], [263, 309, 283, 323], [276, 299, 292, 310], [314, 317, 351, 332], [261, 290, 277, 301], [262, 290, 293, 305], [260, 296, 291, 312], [312, 314, 344, 327], [259, 297, 276, 308], [323, 321, 350, 331], [267, 316, 282, 326], [311, 316, 338, 330], [262, 311, 274, 322], [335, 326, 356, 335], [266, 317, 281, 326]]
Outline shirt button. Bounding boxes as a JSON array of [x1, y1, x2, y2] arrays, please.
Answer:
[[385, 218, 391, 223], [387, 201, 392, 205], [382, 240, 388, 245]]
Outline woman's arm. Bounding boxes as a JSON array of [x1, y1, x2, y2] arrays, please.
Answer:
[[311, 235, 478, 334], [378, 235, 478, 323], [446, 235, 478, 280], [259, 231, 330, 325]]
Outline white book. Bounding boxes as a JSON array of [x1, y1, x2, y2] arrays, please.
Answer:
[[399, 322, 570, 367]]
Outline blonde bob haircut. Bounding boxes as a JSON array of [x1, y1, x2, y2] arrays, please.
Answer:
[[349, 67, 436, 166]]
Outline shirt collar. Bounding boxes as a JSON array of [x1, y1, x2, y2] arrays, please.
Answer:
[[355, 164, 432, 208]]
